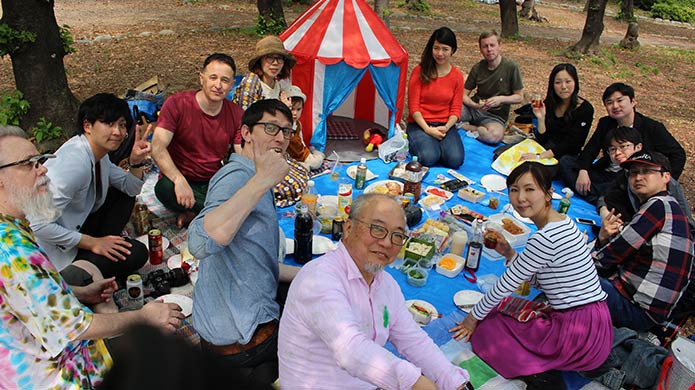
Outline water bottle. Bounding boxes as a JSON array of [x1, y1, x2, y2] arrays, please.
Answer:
[[403, 156, 423, 202], [294, 205, 313, 264], [465, 219, 482, 272], [354, 158, 367, 190]]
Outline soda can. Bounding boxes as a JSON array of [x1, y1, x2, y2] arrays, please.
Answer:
[[126, 274, 144, 310], [332, 216, 345, 242], [148, 228, 163, 265]]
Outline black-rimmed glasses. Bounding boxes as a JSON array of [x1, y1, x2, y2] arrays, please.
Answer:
[[352, 219, 408, 246], [626, 167, 665, 177], [254, 122, 294, 139], [0, 154, 55, 170]]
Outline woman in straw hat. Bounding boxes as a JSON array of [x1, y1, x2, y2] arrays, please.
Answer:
[[233, 35, 296, 110]]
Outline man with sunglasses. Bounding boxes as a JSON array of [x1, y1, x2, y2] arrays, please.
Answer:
[[188, 99, 299, 386], [0, 125, 184, 389], [152, 52, 244, 228], [278, 193, 470, 390], [31, 94, 151, 308], [593, 151, 694, 332]]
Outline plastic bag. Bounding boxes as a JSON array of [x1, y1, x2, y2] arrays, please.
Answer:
[[379, 124, 409, 163]]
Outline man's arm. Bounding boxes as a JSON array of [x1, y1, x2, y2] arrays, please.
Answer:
[[644, 117, 686, 179], [151, 127, 195, 209], [462, 88, 482, 109]]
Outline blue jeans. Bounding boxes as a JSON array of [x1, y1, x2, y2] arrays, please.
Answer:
[[406, 122, 464, 168], [600, 278, 656, 331]]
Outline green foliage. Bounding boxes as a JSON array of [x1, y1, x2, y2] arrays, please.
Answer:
[[635, 62, 660, 75], [634, 0, 658, 10], [0, 23, 36, 57], [397, 0, 431, 12], [31, 118, 63, 143], [0, 90, 30, 126], [255, 15, 287, 36], [60, 25, 76, 55], [614, 68, 635, 78], [650, 1, 695, 22]]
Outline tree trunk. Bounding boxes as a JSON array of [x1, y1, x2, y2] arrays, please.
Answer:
[[620, 0, 634, 21], [499, 0, 519, 38], [567, 0, 608, 55], [256, 0, 287, 32], [619, 21, 640, 49], [519, 0, 548, 22], [0, 0, 78, 137], [374, 0, 391, 28]]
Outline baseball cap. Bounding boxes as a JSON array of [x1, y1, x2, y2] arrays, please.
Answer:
[[283, 85, 306, 102], [620, 150, 671, 172]]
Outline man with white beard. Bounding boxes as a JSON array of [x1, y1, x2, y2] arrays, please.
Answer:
[[0, 125, 185, 389]]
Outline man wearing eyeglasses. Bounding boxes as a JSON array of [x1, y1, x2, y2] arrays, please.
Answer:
[[278, 193, 470, 390], [152, 52, 244, 229], [31, 94, 152, 307], [188, 99, 299, 386], [0, 125, 184, 389], [558, 82, 686, 205], [593, 151, 694, 332]]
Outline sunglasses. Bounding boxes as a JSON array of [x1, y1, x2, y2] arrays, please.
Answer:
[[254, 122, 294, 139], [0, 154, 56, 171]]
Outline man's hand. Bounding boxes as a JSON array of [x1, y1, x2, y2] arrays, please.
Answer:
[[449, 315, 479, 342], [142, 300, 185, 333], [598, 208, 623, 245], [484, 96, 504, 109], [88, 235, 132, 262], [251, 138, 290, 189], [174, 176, 195, 209], [129, 123, 154, 165], [575, 170, 592, 195], [73, 277, 118, 305], [412, 375, 438, 390]]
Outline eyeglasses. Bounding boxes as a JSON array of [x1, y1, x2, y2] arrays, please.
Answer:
[[626, 167, 664, 177], [264, 55, 285, 64], [352, 218, 408, 246], [254, 122, 294, 139], [607, 143, 634, 155], [0, 154, 55, 171]]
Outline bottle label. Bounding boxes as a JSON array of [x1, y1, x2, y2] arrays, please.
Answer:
[[466, 242, 482, 269]]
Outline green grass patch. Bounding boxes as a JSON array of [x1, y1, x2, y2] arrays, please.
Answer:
[[635, 62, 660, 75]]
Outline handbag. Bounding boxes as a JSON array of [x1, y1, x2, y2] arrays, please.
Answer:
[[497, 296, 552, 322]]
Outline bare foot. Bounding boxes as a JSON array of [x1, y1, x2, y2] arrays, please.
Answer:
[[176, 211, 196, 229]]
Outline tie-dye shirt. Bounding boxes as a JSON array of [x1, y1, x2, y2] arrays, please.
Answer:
[[0, 214, 111, 389]]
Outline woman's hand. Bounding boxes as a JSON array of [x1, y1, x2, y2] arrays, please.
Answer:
[[449, 315, 479, 342], [519, 152, 540, 161], [424, 125, 446, 141], [532, 101, 546, 120]]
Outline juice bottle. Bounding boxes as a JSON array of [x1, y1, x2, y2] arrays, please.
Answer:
[[354, 158, 367, 190], [301, 180, 318, 216], [294, 205, 313, 264], [465, 219, 482, 272], [337, 181, 353, 217], [403, 156, 422, 202]]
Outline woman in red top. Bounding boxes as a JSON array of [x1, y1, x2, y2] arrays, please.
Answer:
[[406, 27, 465, 168]]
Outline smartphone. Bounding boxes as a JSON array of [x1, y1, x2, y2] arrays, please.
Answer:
[[576, 217, 597, 226]]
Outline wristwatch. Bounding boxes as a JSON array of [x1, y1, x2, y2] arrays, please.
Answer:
[[128, 159, 152, 169]]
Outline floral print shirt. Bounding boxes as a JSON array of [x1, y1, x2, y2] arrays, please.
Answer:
[[0, 214, 111, 389]]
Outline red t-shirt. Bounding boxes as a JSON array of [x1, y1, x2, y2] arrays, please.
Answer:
[[407, 64, 464, 123], [157, 90, 243, 181]]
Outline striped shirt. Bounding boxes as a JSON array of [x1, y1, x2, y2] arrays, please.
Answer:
[[472, 217, 607, 320], [594, 193, 694, 322]]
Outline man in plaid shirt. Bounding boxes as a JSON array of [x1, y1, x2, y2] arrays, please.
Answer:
[[593, 151, 694, 331]]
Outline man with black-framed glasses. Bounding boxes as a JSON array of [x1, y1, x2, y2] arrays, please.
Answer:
[[593, 151, 694, 332], [279, 193, 470, 390]]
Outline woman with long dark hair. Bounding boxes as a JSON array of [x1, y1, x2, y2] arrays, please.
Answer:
[[521, 63, 594, 161], [406, 27, 465, 168]]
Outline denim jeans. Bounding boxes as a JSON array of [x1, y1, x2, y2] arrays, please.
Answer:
[[557, 155, 619, 205], [600, 278, 657, 331], [406, 122, 464, 168]]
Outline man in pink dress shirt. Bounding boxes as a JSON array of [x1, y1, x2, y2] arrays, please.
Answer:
[[278, 194, 469, 389]]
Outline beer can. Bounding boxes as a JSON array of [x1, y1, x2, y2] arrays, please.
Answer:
[[332, 216, 345, 242], [148, 228, 163, 265], [126, 274, 144, 310]]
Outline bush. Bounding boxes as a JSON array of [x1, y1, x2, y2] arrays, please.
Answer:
[[0, 90, 30, 126], [31, 117, 63, 144], [650, 2, 695, 22]]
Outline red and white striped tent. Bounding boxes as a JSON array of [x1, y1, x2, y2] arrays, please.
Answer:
[[280, 0, 408, 151]]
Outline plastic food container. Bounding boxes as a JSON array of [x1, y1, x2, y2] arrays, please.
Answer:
[[404, 238, 435, 261], [407, 268, 429, 287], [436, 253, 465, 278], [488, 213, 530, 247], [458, 187, 485, 203]]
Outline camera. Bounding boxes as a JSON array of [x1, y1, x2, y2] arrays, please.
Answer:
[[145, 268, 189, 296]]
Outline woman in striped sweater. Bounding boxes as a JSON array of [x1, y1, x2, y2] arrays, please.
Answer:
[[450, 162, 613, 389]]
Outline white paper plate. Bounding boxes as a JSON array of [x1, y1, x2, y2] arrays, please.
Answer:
[[453, 290, 484, 313], [363, 180, 404, 196], [512, 209, 534, 225], [136, 234, 170, 251], [158, 293, 193, 317], [346, 165, 378, 181], [552, 192, 562, 200], [480, 174, 507, 192], [285, 235, 338, 256], [317, 195, 338, 209], [405, 299, 439, 326], [424, 186, 453, 200]]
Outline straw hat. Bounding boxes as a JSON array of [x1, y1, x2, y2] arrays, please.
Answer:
[[248, 35, 296, 71]]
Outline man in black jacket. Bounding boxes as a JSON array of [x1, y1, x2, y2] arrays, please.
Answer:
[[558, 82, 686, 204]]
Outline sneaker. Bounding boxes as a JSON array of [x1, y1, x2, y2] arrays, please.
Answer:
[[637, 331, 661, 346]]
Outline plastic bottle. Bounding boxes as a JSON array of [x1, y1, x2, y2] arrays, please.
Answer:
[[557, 188, 574, 214], [403, 156, 423, 202], [465, 219, 483, 272], [294, 205, 313, 264], [301, 180, 318, 216], [354, 158, 367, 190], [337, 181, 353, 218]]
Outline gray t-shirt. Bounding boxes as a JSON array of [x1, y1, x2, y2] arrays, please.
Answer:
[[189, 153, 280, 345], [465, 57, 524, 121]]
